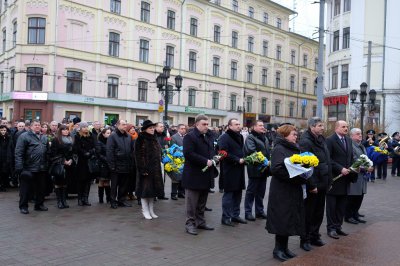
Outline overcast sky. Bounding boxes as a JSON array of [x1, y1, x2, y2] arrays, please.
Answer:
[[273, 0, 320, 39]]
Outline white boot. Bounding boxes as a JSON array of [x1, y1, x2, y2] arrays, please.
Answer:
[[141, 198, 152, 220], [149, 200, 158, 219]]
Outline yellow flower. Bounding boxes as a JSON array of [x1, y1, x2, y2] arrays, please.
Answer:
[[302, 157, 310, 165], [290, 154, 302, 164], [174, 158, 182, 165], [165, 163, 173, 172]]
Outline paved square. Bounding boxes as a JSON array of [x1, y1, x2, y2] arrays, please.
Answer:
[[0, 173, 399, 265]]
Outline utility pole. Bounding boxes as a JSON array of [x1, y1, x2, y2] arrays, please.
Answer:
[[316, 0, 325, 119], [367, 41, 372, 88]]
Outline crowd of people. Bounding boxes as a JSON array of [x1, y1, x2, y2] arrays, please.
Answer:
[[0, 115, 399, 262]]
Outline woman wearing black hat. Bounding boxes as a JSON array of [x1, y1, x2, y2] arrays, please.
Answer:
[[134, 120, 164, 219]]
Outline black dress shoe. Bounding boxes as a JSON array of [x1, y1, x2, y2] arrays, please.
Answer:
[[20, 208, 29, 214], [171, 196, 178, 200], [231, 217, 247, 224], [256, 213, 267, 219], [300, 241, 312, 251], [245, 214, 256, 221], [328, 231, 339, 239], [186, 227, 198, 235], [337, 229, 348, 236], [355, 217, 366, 223], [110, 203, 118, 209], [284, 249, 297, 258], [158, 196, 169, 200], [197, 224, 214, 230], [117, 201, 131, 207], [345, 217, 359, 224], [273, 250, 289, 262], [357, 213, 365, 217], [34, 205, 48, 211], [310, 239, 326, 247], [221, 219, 235, 227], [178, 194, 185, 199], [205, 207, 212, 211]]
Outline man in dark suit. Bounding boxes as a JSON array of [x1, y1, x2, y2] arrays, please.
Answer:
[[326, 120, 357, 239], [182, 115, 216, 235], [218, 118, 246, 226]]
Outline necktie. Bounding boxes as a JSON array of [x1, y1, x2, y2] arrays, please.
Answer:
[[341, 137, 347, 151]]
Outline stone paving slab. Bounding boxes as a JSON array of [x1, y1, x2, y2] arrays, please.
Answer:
[[0, 173, 399, 265]]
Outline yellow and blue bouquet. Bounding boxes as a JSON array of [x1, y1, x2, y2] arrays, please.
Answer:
[[244, 151, 270, 172], [284, 152, 319, 179], [162, 144, 185, 175]]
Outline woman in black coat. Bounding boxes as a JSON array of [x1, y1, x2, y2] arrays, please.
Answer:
[[266, 124, 306, 262], [0, 125, 13, 191], [73, 122, 96, 206], [95, 128, 111, 204], [135, 120, 164, 220], [49, 125, 74, 209]]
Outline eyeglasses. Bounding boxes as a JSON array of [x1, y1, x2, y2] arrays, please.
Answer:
[[201, 123, 209, 126]]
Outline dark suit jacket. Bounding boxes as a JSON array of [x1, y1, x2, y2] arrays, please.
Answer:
[[326, 133, 357, 195]]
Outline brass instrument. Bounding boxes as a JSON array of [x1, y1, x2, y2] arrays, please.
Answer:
[[379, 136, 389, 150], [394, 146, 400, 156]]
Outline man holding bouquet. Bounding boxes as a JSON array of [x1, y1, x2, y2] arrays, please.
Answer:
[[298, 117, 331, 250], [326, 120, 357, 239]]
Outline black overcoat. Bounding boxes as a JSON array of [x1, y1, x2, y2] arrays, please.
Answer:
[[106, 129, 135, 174], [134, 132, 164, 198], [0, 133, 13, 173], [266, 136, 306, 236], [326, 134, 357, 195], [73, 132, 96, 180], [218, 130, 245, 192], [182, 127, 216, 190], [298, 129, 332, 191]]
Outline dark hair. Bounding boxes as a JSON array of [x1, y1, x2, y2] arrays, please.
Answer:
[[56, 124, 70, 144], [195, 115, 208, 124], [308, 117, 323, 128], [98, 128, 111, 143], [0, 125, 7, 130], [228, 118, 239, 126], [252, 120, 264, 127], [277, 125, 297, 138]]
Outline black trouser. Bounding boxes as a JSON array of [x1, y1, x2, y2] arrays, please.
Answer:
[[376, 161, 388, 179], [171, 181, 184, 197], [244, 177, 267, 216], [0, 171, 9, 189], [274, 235, 289, 251], [345, 195, 364, 219], [302, 190, 326, 241], [19, 171, 46, 209], [392, 157, 400, 176], [110, 173, 130, 203], [326, 194, 347, 232]]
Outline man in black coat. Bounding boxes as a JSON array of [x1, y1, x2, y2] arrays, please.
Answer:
[[326, 120, 357, 239], [182, 115, 216, 235], [106, 119, 135, 209], [155, 122, 169, 200], [218, 118, 246, 226], [15, 120, 49, 214], [0, 125, 13, 191], [298, 117, 331, 250], [243, 120, 270, 221]]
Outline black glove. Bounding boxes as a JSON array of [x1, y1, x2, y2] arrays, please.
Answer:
[[14, 168, 23, 176]]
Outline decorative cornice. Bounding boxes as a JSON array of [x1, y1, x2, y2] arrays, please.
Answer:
[[187, 4, 204, 15], [245, 55, 257, 62], [274, 62, 284, 69], [26, 0, 48, 8], [186, 38, 201, 47], [210, 11, 226, 21], [162, 32, 179, 40], [260, 59, 271, 66], [135, 25, 155, 34], [104, 16, 127, 27], [59, 4, 95, 18], [210, 45, 224, 54], [229, 50, 242, 58], [164, 0, 181, 7], [229, 18, 242, 27], [246, 24, 259, 33]]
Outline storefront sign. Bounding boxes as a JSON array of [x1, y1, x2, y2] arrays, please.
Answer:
[[12, 92, 48, 101], [84, 97, 95, 103], [323, 95, 348, 106], [244, 113, 256, 118], [185, 107, 205, 114]]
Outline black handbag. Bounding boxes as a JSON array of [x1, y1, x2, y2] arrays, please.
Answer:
[[49, 162, 65, 178], [88, 156, 100, 175]]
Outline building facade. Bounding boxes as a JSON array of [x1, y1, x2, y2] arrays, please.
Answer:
[[324, 0, 400, 134], [0, 0, 318, 127]]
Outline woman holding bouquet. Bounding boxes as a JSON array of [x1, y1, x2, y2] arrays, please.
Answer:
[[135, 120, 164, 219], [266, 124, 306, 262]]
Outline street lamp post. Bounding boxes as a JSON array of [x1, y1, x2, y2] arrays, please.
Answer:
[[350, 82, 376, 134], [156, 66, 183, 127]]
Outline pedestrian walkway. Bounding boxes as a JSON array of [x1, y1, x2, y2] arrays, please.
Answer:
[[0, 174, 399, 265]]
